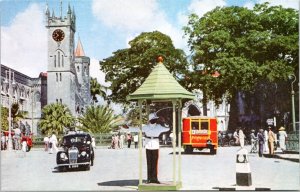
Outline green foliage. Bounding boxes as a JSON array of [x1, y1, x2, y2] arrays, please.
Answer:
[[11, 102, 28, 125], [77, 105, 117, 133], [100, 31, 188, 104], [90, 77, 107, 104], [39, 103, 75, 135], [183, 3, 298, 104], [1, 106, 8, 131]]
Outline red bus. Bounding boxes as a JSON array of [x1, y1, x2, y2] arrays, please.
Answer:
[[182, 116, 218, 154]]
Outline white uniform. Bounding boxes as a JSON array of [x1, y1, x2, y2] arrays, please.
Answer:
[[49, 134, 58, 153], [142, 123, 169, 150], [278, 130, 287, 151]]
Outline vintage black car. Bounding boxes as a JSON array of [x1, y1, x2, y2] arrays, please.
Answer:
[[56, 132, 94, 171]]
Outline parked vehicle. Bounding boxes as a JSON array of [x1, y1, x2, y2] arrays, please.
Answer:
[[182, 116, 218, 154], [56, 132, 94, 171]]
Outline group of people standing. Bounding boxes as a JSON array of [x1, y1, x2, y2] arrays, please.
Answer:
[[43, 132, 58, 153], [253, 126, 288, 157]]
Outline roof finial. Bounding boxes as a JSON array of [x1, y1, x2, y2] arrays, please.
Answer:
[[60, 0, 63, 19], [157, 56, 163, 64]]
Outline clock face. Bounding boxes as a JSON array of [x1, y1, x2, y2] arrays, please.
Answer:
[[52, 29, 65, 42]]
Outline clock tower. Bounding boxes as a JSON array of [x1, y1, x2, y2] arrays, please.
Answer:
[[45, 2, 77, 114]]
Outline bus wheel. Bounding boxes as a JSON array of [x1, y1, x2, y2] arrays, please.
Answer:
[[184, 146, 193, 154]]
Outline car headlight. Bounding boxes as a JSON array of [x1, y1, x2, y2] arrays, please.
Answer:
[[60, 153, 67, 159], [81, 151, 87, 156]]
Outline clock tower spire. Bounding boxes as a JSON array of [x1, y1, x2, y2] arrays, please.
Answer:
[[45, 1, 77, 114]]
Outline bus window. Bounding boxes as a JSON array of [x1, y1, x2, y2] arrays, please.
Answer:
[[191, 122, 199, 130], [201, 122, 208, 130]]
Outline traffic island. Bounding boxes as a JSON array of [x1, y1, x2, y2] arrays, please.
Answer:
[[138, 181, 182, 191]]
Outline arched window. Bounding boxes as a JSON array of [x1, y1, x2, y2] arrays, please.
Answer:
[[58, 51, 60, 67], [54, 55, 56, 67], [77, 66, 80, 72], [60, 73, 62, 81], [62, 55, 64, 67], [56, 73, 58, 82]]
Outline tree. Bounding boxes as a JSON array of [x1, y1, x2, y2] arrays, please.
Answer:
[[77, 105, 117, 133], [90, 77, 107, 105], [39, 103, 74, 135], [183, 3, 298, 129], [1, 106, 8, 131], [11, 103, 28, 127], [100, 31, 188, 104]]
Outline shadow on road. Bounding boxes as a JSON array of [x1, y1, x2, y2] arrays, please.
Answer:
[[169, 151, 213, 155], [97, 179, 140, 186]]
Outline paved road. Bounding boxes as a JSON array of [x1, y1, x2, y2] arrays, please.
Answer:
[[1, 146, 299, 191]]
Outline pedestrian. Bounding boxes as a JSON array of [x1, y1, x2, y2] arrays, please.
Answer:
[[13, 126, 21, 150], [127, 133, 132, 148], [233, 129, 239, 145], [1, 132, 6, 150], [92, 137, 96, 149], [43, 136, 49, 151], [263, 128, 269, 153], [278, 126, 288, 151], [267, 126, 276, 156], [257, 128, 264, 157], [250, 129, 257, 153], [119, 134, 125, 149], [49, 132, 58, 154], [113, 134, 119, 149], [133, 134, 138, 148], [238, 127, 245, 148], [142, 113, 170, 184]]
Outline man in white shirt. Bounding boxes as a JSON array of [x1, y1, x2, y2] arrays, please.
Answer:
[[142, 113, 170, 184]]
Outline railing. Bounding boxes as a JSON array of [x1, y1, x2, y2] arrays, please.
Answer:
[[286, 132, 299, 153]]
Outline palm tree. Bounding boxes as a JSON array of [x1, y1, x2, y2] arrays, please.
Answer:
[[77, 105, 117, 133], [90, 77, 107, 105], [39, 103, 75, 135]]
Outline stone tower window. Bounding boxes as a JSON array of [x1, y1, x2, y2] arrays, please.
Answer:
[[62, 55, 64, 67], [54, 55, 56, 67], [58, 51, 60, 67], [56, 73, 58, 82], [60, 73, 62, 81], [77, 66, 80, 72]]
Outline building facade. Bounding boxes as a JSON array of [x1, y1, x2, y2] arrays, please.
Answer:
[[0, 3, 90, 135]]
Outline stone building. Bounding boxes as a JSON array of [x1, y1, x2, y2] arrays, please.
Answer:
[[0, 2, 90, 135]]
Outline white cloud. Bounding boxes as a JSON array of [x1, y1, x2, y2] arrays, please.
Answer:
[[89, 58, 110, 87], [177, 0, 227, 32], [244, 2, 255, 9], [92, 0, 164, 32], [1, 3, 47, 77], [92, 0, 187, 53], [258, 0, 299, 9], [187, 0, 226, 17]]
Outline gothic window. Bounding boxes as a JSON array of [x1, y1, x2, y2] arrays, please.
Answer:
[[58, 51, 60, 67], [77, 66, 80, 72], [84, 66, 86, 74], [56, 73, 58, 82], [56, 99, 58, 103], [54, 55, 56, 67], [60, 99, 62, 103], [62, 55, 64, 67], [60, 73, 62, 81]]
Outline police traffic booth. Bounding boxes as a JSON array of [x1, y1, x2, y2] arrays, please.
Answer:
[[127, 57, 195, 191]]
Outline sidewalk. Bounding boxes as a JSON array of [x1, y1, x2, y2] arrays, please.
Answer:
[[263, 149, 299, 162]]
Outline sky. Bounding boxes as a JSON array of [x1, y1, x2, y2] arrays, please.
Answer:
[[0, 0, 298, 111]]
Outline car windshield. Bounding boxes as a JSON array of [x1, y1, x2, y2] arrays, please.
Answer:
[[63, 135, 90, 145]]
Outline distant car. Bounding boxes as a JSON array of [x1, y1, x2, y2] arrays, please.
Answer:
[[56, 132, 94, 171]]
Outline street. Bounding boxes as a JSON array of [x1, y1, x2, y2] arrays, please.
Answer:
[[1, 146, 299, 191]]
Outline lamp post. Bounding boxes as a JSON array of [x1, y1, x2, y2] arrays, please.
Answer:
[[289, 74, 296, 132], [6, 69, 15, 151]]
